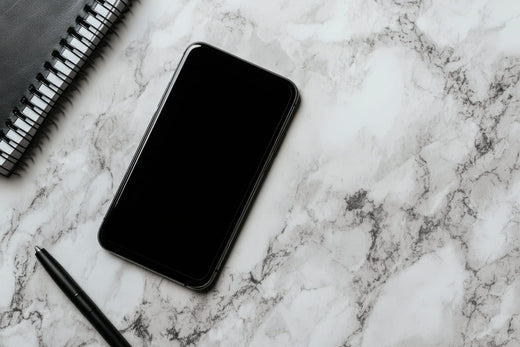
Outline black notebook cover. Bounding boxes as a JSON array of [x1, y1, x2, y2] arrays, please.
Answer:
[[0, 0, 130, 176]]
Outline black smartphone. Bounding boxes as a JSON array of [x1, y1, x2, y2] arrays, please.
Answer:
[[97, 42, 299, 290]]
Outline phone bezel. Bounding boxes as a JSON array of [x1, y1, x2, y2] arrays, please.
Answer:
[[98, 42, 300, 291]]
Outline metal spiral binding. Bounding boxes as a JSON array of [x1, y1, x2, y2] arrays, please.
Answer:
[[0, 0, 130, 175]]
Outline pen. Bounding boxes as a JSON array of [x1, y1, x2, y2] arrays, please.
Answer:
[[34, 246, 131, 347]]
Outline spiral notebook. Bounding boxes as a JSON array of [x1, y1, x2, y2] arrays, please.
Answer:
[[0, 0, 131, 176]]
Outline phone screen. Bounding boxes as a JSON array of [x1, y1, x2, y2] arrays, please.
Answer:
[[98, 43, 298, 289]]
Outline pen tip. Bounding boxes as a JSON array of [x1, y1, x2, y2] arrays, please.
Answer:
[[34, 246, 41, 252]]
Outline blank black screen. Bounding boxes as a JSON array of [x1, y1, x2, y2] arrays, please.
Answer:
[[98, 43, 297, 288]]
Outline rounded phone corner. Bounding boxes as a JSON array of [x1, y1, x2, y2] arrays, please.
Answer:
[[183, 41, 208, 55], [185, 270, 220, 292], [282, 77, 300, 107], [97, 223, 110, 251]]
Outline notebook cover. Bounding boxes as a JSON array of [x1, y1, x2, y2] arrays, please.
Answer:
[[0, 0, 91, 127]]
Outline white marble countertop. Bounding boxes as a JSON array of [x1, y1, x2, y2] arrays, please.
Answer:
[[2, 0, 520, 346]]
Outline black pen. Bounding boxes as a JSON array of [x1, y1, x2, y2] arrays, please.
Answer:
[[35, 246, 131, 347]]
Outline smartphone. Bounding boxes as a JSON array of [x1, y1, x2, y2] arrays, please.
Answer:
[[98, 42, 299, 291]]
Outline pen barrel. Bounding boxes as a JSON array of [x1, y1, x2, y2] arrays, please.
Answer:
[[36, 248, 131, 347], [74, 294, 132, 347]]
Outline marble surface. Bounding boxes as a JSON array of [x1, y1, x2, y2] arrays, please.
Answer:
[[1, 0, 520, 345]]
